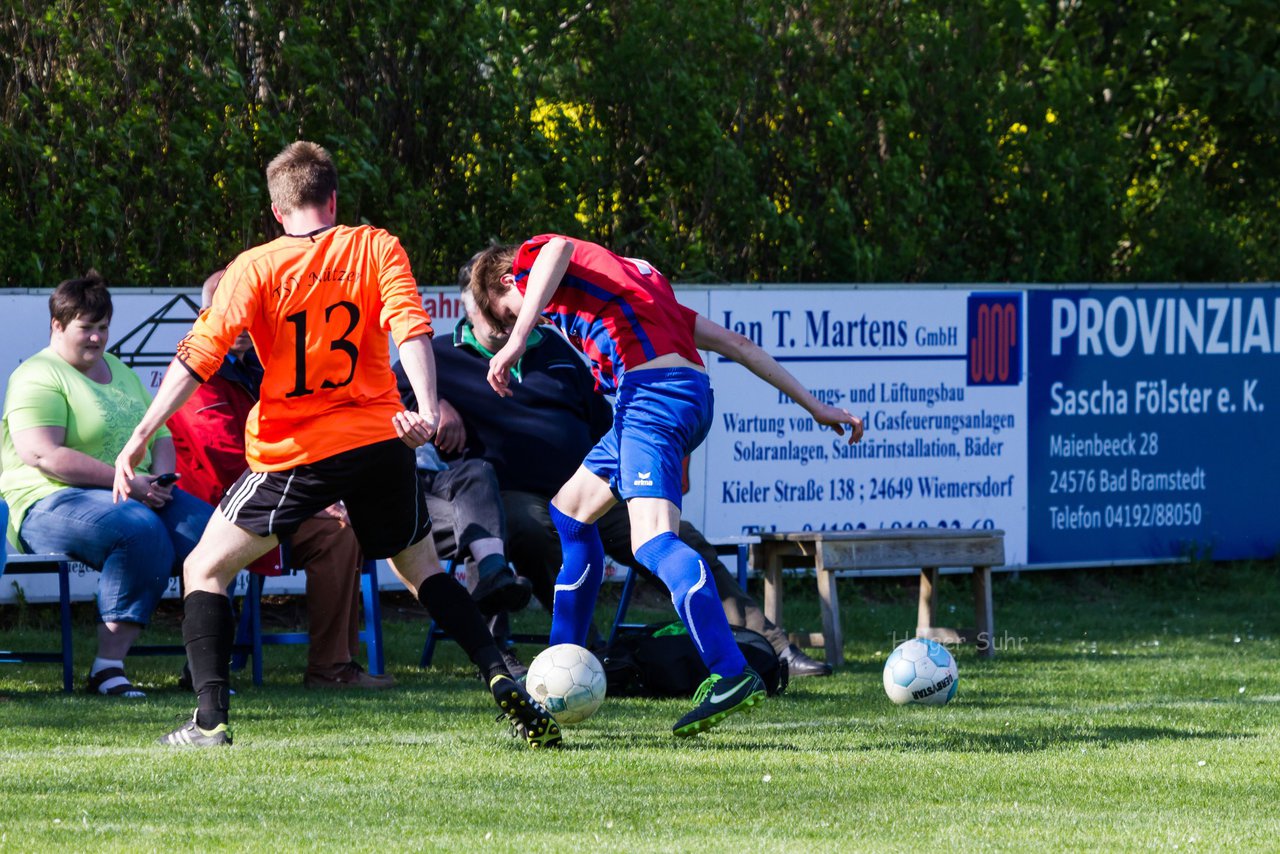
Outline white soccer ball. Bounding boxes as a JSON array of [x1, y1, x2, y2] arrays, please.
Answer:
[[882, 637, 959, 706], [525, 643, 607, 725]]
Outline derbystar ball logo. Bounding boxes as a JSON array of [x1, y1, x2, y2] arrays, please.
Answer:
[[911, 671, 955, 700], [967, 292, 1022, 386], [633, 471, 654, 486]]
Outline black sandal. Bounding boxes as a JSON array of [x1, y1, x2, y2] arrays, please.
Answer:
[[87, 667, 146, 698]]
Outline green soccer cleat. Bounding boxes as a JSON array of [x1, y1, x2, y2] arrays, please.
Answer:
[[673, 667, 767, 737], [489, 674, 562, 748], [158, 714, 233, 748]]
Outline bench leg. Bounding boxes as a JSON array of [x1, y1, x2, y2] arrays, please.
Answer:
[[251, 574, 265, 686], [757, 544, 784, 629], [420, 627, 439, 668], [916, 566, 939, 638], [973, 565, 995, 659], [360, 561, 385, 676], [58, 559, 74, 693], [816, 562, 843, 668], [608, 567, 640, 647]]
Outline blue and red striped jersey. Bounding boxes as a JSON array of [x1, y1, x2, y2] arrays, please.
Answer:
[[513, 234, 702, 393]]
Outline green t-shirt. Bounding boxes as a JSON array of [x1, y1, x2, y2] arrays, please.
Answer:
[[0, 348, 167, 548]]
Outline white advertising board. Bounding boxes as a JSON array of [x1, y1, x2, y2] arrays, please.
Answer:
[[694, 288, 1028, 564]]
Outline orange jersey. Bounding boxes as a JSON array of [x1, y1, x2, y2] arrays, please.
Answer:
[[176, 224, 432, 471]]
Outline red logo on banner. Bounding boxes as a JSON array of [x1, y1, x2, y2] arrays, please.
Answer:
[[967, 295, 1022, 385]]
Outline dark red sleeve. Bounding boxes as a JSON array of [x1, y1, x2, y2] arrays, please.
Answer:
[[168, 376, 253, 505], [167, 375, 283, 576]]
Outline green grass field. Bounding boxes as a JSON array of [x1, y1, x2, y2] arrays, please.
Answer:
[[2, 561, 1277, 851]]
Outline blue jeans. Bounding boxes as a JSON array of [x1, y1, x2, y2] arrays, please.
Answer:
[[18, 487, 213, 625]]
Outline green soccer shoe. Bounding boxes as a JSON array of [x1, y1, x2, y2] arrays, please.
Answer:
[[673, 667, 767, 737]]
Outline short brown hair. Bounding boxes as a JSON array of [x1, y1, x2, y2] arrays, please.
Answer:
[[266, 141, 338, 214], [49, 270, 112, 326], [466, 244, 518, 328]]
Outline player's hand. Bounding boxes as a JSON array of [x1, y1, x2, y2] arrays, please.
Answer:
[[112, 433, 151, 503], [433, 399, 467, 455], [393, 409, 437, 449], [812, 404, 864, 444], [487, 340, 527, 398]]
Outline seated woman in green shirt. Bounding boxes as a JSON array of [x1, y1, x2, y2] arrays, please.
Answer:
[[1, 272, 213, 697]]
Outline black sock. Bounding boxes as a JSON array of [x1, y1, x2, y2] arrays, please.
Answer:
[[476, 553, 509, 580], [182, 590, 234, 730], [418, 574, 508, 683]]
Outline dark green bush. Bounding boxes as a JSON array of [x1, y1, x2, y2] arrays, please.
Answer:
[[1, 0, 1275, 286]]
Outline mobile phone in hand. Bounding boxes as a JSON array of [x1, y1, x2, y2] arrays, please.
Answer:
[[153, 472, 181, 487]]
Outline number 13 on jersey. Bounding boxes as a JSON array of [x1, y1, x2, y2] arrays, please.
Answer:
[[284, 300, 361, 398]]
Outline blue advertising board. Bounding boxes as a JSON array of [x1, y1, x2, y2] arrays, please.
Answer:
[[1027, 288, 1280, 564]]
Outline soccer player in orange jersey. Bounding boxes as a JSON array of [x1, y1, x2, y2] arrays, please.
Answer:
[[114, 142, 560, 748]]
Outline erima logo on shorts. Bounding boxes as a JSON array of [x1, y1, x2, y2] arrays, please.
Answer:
[[633, 471, 654, 486]]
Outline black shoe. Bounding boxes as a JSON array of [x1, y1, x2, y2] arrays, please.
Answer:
[[500, 647, 529, 681], [159, 713, 232, 747], [780, 644, 833, 678], [472, 569, 534, 617], [489, 675, 562, 748]]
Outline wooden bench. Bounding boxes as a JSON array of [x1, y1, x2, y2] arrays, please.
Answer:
[[749, 528, 1006, 667]]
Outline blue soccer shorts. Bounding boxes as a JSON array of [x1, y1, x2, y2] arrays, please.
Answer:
[[583, 367, 713, 507]]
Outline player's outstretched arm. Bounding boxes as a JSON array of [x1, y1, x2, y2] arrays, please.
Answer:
[[393, 334, 439, 449], [488, 236, 574, 397], [693, 314, 864, 444], [113, 359, 201, 501]]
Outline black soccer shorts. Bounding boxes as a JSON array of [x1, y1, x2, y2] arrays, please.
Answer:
[[220, 438, 431, 560]]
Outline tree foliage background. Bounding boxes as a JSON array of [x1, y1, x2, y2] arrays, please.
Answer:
[[1, 0, 1277, 286]]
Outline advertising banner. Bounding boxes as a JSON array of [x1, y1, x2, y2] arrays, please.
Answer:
[[4, 284, 1277, 603], [697, 288, 1029, 565], [1027, 287, 1280, 564]]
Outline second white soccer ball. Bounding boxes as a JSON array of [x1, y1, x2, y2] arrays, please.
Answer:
[[525, 643, 607, 725], [882, 637, 959, 706]]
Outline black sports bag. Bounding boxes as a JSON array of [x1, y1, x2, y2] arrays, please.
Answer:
[[600, 622, 788, 698]]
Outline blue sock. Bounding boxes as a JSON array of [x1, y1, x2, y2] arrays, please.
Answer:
[[549, 503, 605, 646], [636, 531, 747, 678]]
